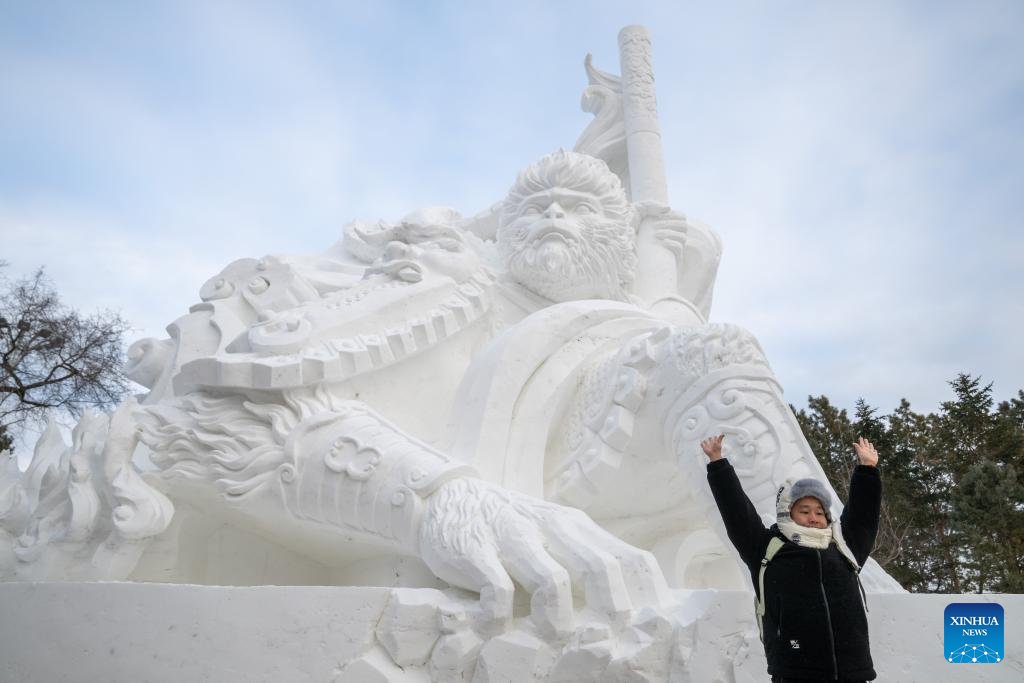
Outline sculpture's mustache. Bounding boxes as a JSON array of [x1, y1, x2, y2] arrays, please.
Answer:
[[525, 220, 580, 245]]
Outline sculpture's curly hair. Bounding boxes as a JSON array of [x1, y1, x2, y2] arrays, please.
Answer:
[[500, 150, 634, 228]]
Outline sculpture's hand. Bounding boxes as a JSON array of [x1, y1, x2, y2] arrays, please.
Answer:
[[853, 436, 879, 467], [631, 201, 722, 322], [635, 201, 689, 257], [632, 202, 687, 308], [419, 477, 670, 639]]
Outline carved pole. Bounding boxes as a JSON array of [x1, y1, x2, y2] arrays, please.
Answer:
[[619, 26, 700, 322], [617, 25, 669, 205]]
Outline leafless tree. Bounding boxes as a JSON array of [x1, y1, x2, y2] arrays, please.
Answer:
[[0, 264, 131, 452]]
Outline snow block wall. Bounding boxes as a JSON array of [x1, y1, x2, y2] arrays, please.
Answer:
[[0, 584, 1019, 682]]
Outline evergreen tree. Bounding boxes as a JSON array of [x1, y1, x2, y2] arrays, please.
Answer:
[[884, 399, 943, 591], [793, 395, 857, 500], [953, 460, 1024, 592], [794, 374, 1023, 593]]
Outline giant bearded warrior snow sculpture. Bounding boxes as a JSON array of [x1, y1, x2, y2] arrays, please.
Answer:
[[1, 26, 901, 681]]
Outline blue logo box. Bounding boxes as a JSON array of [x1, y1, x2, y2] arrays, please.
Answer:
[[944, 602, 1003, 664]]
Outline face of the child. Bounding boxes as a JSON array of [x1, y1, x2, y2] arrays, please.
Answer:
[[790, 497, 828, 529]]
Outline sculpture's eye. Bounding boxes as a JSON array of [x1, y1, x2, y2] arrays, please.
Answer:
[[522, 203, 544, 216], [574, 202, 597, 215], [248, 276, 270, 294]]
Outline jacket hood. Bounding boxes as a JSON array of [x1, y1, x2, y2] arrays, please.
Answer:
[[776, 477, 833, 523]]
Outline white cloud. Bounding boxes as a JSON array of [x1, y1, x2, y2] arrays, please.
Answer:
[[1, 0, 1022, 429]]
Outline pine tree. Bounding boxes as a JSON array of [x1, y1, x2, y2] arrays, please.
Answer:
[[794, 374, 1024, 593]]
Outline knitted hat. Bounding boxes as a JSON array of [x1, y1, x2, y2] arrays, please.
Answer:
[[776, 477, 833, 523]]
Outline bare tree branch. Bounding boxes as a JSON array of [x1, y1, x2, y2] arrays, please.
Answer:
[[0, 266, 131, 452]]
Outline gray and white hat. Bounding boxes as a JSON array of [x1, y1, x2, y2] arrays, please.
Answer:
[[776, 477, 833, 522]]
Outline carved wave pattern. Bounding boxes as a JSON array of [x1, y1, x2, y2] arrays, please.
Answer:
[[551, 324, 776, 510]]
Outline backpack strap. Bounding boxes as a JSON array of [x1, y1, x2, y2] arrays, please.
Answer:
[[755, 536, 786, 642]]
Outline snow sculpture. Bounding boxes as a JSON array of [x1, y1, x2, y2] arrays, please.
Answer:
[[1, 25, 902, 681]]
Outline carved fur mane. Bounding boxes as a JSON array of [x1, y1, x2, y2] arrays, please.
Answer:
[[138, 386, 345, 499]]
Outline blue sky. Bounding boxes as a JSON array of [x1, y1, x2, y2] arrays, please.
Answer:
[[3, 0, 1023, 421]]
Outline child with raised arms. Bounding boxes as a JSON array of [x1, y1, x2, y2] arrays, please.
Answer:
[[702, 434, 881, 682]]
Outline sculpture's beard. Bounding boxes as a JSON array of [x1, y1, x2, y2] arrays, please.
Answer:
[[524, 239, 574, 278], [500, 216, 636, 303]]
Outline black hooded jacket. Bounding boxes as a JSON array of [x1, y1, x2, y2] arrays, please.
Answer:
[[706, 459, 881, 681]]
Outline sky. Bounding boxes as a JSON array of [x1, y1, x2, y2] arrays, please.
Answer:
[[2, 0, 1023, 432]]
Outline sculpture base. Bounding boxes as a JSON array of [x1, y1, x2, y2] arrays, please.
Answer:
[[0, 583, 1018, 681]]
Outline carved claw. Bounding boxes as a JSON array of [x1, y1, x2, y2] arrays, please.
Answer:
[[419, 477, 671, 640]]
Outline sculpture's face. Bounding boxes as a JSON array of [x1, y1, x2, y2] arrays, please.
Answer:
[[497, 152, 637, 303], [376, 223, 481, 284]]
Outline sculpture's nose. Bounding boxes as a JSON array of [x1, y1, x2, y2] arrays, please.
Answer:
[[384, 241, 410, 260], [543, 202, 566, 219]]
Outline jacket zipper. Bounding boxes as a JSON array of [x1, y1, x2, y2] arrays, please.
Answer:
[[858, 574, 870, 613], [857, 573, 871, 648], [818, 550, 839, 680], [777, 598, 782, 637]]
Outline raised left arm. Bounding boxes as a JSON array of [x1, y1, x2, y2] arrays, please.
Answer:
[[840, 438, 882, 564]]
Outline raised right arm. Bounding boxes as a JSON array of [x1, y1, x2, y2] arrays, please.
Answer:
[[705, 457, 770, 569]]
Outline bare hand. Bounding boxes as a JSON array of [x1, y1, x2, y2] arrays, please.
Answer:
[[853, 436, 879, 467], [701, 434, 725, 461]]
